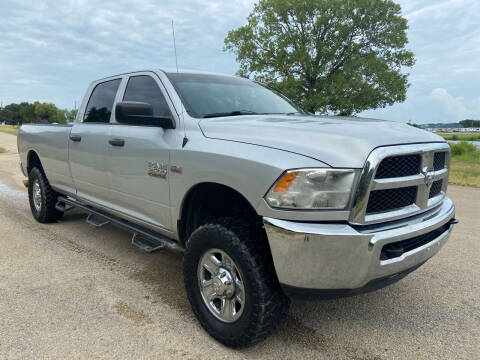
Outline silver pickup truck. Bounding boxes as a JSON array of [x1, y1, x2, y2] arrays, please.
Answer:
[[18, 69, 457, 347]]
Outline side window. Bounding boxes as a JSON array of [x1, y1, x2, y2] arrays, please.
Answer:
[[123, 75, 171, 117], [84, 79, 121, 123]]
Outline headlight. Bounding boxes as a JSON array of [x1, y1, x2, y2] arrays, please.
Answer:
[[265, 168, 358, 210]]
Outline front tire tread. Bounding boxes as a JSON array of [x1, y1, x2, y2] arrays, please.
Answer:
[[183, 217, 289, 348]]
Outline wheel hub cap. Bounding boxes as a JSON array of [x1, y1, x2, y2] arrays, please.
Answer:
[[198, 249, 245, 323], [32, 180, 42, 211], [213, 267, 234, 297]]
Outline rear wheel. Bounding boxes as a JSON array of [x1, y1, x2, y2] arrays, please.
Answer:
[[183, 218, 289, 348], [28, 167, 63, 223]]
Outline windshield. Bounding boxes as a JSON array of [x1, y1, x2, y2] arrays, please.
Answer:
[[166, 73, 305, 118]]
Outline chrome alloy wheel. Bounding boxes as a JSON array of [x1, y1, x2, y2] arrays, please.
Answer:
[[197, 248, 245, 323], [32, 179, 42, 212]]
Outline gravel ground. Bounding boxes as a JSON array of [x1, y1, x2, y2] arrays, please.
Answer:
[[0, 132, 479, 359]]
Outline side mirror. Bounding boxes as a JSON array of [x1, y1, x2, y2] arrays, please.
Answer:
[[115, 102, 175, 129]]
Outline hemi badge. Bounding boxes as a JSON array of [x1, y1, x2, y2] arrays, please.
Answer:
[[148, 161, 168, 179], [171, 165, 183, 174]]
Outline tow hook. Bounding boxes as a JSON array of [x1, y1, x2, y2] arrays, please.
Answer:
[[449, 218, 459, 225]]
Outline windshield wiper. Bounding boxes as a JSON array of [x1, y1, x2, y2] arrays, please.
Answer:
[[202, 110, 258, 118]]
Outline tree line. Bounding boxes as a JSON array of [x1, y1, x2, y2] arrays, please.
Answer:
[[460, 120, 480, 128], [408, 120, 480, 129], [0, 102, 78, 125]]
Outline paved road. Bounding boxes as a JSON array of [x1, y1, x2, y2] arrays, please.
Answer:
[[0, 131, 478, 359]]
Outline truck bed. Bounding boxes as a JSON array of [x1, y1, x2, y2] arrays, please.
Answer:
[[18, 123, 75, 195]]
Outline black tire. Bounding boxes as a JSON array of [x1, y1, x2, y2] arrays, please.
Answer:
[[28, 167, 63, 223], [183, 217, 290, 348]]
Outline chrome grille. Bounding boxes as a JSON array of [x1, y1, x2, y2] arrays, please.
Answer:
[[434, 152, 446, 171], [350, 143, 451, 225], [367, 186, 417, 213], [429, 180, 443, 198], [375, 155, 421, 179]]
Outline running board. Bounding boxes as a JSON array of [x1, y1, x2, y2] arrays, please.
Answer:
[[86, 213, 110, 228], [55, 201, 75, 212], [55, 197, 184, 253], [131, 233, 166, 253]]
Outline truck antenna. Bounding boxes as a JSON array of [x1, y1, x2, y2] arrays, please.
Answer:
[[172, 20, 188, 147], [172, 20, 179, 73]]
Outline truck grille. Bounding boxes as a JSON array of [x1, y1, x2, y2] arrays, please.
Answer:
[[351, 143, 451, 224], [429, 180, 443, 198], [375, 155, 421, 179], [434, 152, 446, 171], [367, 186, 417, 213]]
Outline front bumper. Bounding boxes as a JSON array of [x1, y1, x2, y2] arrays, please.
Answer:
[[264, 197, 455, 298]]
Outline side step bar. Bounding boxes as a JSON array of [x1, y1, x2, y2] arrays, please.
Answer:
[[86, 213, 111, 228], [55, 197, 184, 253]]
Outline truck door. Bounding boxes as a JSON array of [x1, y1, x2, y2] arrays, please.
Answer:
[[69, 78, 121, 207], [105, 73, 178, 232]]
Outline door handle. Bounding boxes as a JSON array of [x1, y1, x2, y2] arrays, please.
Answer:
[[69, 134, 82, 142], [109, 138, 125, 147]]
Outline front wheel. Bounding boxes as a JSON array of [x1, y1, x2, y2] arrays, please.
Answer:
[[183, 218, 289, 348]]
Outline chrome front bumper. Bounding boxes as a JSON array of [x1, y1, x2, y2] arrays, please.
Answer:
[[264, 197, 455, 295]]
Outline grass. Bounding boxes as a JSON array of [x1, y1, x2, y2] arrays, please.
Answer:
[[448, 141, 480, 187], [439, 132, 480, 141], [0, 125, 19, 136], [0, 147, 5, 154]]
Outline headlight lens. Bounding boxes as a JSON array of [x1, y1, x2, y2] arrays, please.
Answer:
[[265, 169, 357, 210]]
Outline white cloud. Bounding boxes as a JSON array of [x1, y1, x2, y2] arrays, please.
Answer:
[[12, 79, 38, 85], [428, 88, 471, 121], [363, 0, 480, 123], [0, 0, 479, 125], [0, 0, 256, 107]]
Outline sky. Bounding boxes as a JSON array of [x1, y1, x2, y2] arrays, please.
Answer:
[[0, 0, 479, 124]]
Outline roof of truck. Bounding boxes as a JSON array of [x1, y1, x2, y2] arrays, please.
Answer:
[[161, 68, 236, 76], [95, 68, 237, 82]]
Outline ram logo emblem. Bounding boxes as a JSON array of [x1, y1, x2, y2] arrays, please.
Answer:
[[421, 166, 434, 187], [148, 162, 168, 179]]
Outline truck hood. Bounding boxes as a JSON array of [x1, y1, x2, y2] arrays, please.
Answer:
[[199, 115, 445, 168]]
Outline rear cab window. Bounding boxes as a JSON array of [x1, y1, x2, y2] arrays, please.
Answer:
[[84, 79, 121, 123]]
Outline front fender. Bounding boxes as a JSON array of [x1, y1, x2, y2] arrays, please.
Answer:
[[169, 135, 327, 227]]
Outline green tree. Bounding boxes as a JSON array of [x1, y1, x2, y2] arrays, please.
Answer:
[[0, 102, 78, 124], [0, 103, 23, 124], [34, 102, 58, 123], [54, 109, 67, 124], [460, 119, 480, 128], [224, 0, 415, 115], [19, 102, 37, 123], [65, 109, 78, 122]]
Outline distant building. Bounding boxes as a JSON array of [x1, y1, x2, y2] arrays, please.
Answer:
[[426, 127, 480, 133]]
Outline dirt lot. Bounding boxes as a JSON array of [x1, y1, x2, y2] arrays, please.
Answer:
[[0, 131, 479, 359]]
